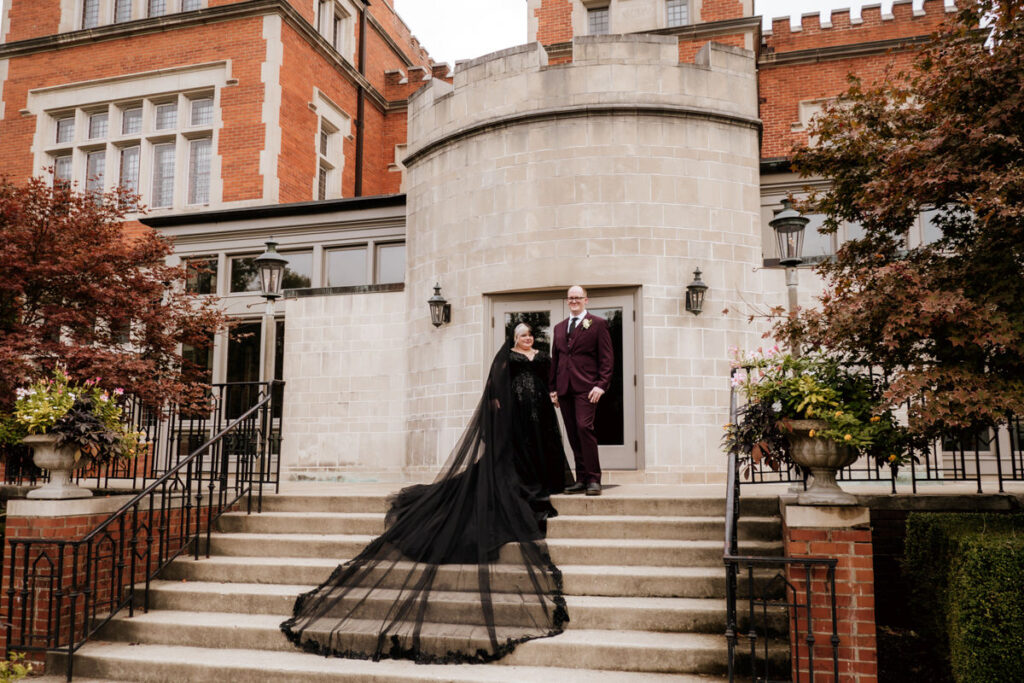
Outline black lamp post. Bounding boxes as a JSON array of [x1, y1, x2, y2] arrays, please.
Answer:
[[427, 283, 451, 328], [685, 268, 708, 315], [769, 199, 809, 355], [254, 239, 289, 384]]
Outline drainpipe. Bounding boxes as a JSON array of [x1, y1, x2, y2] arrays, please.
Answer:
[[354, 0, 369, 197]]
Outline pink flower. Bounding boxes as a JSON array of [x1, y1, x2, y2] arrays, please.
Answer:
[[113, 388, 124, 396]]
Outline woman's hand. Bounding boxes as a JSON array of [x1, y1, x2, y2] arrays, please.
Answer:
[[549, 391, 559, 407]]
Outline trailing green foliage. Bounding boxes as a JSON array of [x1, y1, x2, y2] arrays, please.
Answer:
[[5, 366, 141, 465], [903, 512, 1024, 683], [0, 652, 31, 682], [723, 346, 915, 474]]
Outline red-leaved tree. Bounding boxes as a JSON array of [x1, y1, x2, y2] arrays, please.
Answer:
[[0, 175, 226, 412], [786, 0, 1024, 438]]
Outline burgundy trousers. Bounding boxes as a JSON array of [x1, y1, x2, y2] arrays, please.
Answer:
[[558, 393, 601, 484]]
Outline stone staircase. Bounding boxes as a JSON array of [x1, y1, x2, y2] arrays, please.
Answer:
[[56, 488, 787, 681]]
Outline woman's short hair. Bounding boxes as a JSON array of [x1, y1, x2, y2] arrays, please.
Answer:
[[513, 323, 531, 339]]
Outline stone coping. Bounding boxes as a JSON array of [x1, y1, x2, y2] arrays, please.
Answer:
[[7, 494, 137, 518], [783, 504, 871, 529]]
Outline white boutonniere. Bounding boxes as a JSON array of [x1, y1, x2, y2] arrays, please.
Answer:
[[582, 318, 592, 330]]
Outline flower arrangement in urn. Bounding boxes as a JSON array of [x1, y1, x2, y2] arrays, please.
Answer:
[[723, 346, 913, 505], [2, 366, 141, 498]]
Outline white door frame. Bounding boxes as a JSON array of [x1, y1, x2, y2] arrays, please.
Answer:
[[487, 287, 643, 470]]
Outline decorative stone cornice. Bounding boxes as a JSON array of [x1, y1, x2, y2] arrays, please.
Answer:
[[758, 34, 933, 67], [0, 0, 392, 111], [649, 15, 762, 41], [404, 103, 762, 168], [141, 193, 406, 228]]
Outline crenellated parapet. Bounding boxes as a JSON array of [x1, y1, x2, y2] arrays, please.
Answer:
[[406, 35, 758, 168], [763, 0, 955, 55]]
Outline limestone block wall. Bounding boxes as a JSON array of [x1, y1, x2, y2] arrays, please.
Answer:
[[403, 36, 772, 482], [280, 291, 408, 481]]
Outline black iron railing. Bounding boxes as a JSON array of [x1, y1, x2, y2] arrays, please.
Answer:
[[724, 368, 840, 681], [3, 381, 282, 680], [724, 363, 1024, 680], [1, 382, 283, 491], [740, 414, 1023, 494]]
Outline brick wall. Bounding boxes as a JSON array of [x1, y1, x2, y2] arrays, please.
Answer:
[[534, 0, 573, 47], [1, 495, 238, 672], [678, 33, 746, 63], [784, 507, 879, 683], [764, 0, 950, 53], [701, 0, 746, 23], [758, 0, 953, 161], [0, 18, 267, 200]]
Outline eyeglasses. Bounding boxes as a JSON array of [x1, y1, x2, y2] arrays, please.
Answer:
[[567, 297, 585, 301]]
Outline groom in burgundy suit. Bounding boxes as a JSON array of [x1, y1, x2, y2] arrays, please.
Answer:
[[549, 285, 614, 496]]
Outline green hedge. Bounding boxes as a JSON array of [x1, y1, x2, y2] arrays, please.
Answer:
[[903, 512, 1024, 683]]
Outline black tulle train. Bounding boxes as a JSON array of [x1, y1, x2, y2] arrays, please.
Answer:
[[280, 348, 570, 663]]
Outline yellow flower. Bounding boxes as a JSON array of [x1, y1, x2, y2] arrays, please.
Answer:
[[835, 411, 843, 417], [723, 424, 731, 430], [808, 429, 816, 437], [870, 416, 881, 423], [888, 454, 897, 462], [844, 434, 853, 441]]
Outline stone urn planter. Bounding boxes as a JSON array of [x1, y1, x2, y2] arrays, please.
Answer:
[[785, 419, 859, 506], [23, 433, 92, 499]]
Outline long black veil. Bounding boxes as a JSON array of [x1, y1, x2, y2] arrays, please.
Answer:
[[280, 347, 568, 663]]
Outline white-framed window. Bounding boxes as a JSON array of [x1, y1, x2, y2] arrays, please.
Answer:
[[83, 0, 101, 28], [44, 91, 216, 210], [151, 142, 176, 208], [54, 155, 73, 185], [56, 116, 75, 144], [316, 0, 355, 60], [188, 138, 212, 205], [666, 0, 689, 27], [588, 6, 610, 35], [85, 150, 106, 193], [316, 119, 338, 201], [119, 145, 141, 195], [114, 0, 132, 22], [74, 0, 205, 29], [88, 111, 108, 139]]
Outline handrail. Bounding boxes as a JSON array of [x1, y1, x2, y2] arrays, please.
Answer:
[[5, 380, 283, 681], [78, 392, 273, 545]]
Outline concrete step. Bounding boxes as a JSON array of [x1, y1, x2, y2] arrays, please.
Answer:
[[218, 510, 780, 542], [161, 556, 781, 600], [97, 611, 785, 676], [58, 642, 719, 682], [260, 493, 778, 518], [141, 579, 775, 634], [205, 532, 782, 567]]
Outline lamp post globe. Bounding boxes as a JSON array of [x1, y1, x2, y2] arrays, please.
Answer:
[[254, 239, 289, 301], [770, 199, 809, 267]]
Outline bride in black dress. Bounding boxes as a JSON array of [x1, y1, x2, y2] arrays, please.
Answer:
[[281, 323, 572, 664]]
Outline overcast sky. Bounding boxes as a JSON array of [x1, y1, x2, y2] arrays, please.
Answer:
[[392, 1, 935, 67]]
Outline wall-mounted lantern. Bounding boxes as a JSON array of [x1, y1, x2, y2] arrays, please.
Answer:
[[685, 268, 708, 316], [427, 283, 451, 327]]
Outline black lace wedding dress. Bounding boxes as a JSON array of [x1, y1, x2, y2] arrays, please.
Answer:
[[280, 347, 571, 664]]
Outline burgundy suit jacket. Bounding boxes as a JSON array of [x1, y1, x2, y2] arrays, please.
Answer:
[[549, 312, 614, 396]]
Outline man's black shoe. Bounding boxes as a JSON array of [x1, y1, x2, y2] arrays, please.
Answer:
[[585, 482, 602, 496], [564, 482, 586, 494]]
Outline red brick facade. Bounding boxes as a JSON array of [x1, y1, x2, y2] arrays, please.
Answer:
[[0, 0, 442, 210], [1, 498, 238, 672], [785, 523, 879, 682]]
